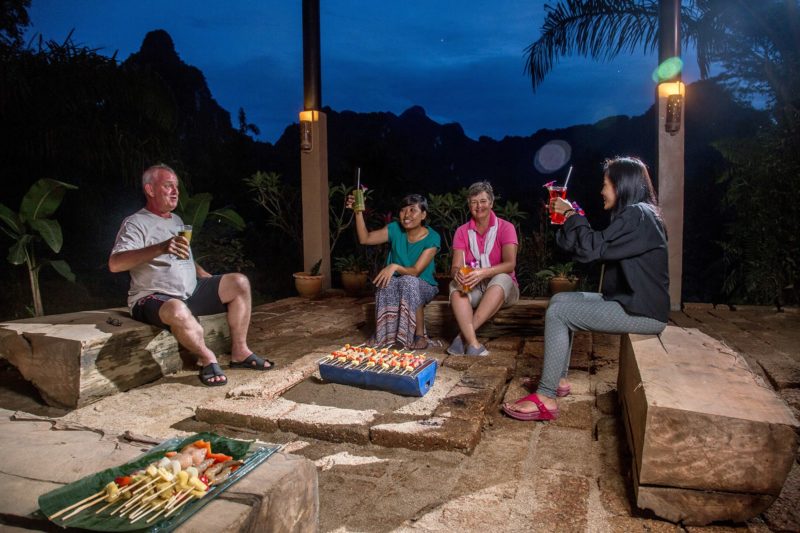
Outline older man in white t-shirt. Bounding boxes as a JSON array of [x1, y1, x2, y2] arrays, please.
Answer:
[[109, 164, 273, 386]]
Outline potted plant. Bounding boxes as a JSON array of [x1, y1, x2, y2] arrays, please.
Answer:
[[536, 262, 579, 295], [293, 259, 324, 298], [333, 254, 370, 296]]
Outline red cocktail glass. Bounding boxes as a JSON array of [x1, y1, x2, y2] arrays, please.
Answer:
[[547, 185, 567, 224]]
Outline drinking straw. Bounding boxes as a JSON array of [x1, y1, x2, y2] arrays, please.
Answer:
[[356, 167, 361, 189], [563, 166, 573, 188]]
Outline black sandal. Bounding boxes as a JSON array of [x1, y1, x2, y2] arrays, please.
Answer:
[[199, 362, 227, 386], [229, 353, 275, 371]]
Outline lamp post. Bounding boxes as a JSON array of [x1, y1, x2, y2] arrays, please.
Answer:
[[300, 0, 330, 288], [657, 0, 684, 311]]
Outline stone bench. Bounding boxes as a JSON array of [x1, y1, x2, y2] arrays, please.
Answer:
[[362, 297, 549, 339], [618, 325, 799, 525], [0, 308, 230, 408]]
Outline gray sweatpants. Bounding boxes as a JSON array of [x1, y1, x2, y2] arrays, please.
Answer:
[[537, 292, 667, 398]]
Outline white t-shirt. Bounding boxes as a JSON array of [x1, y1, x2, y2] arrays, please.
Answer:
[[111, 208, 197, 310]]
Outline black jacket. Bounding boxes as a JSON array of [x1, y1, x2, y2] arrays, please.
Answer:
[[556, 203, 670, 323]]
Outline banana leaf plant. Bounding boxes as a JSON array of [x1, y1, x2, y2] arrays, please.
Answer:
[[0, 178, 78, 316], [175, 180, 246, 237]]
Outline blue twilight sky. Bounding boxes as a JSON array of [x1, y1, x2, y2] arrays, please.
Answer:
[[26, 0, 701, 143]]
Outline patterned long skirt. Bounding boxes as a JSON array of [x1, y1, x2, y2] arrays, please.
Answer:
[[373, 275, 438, 348]]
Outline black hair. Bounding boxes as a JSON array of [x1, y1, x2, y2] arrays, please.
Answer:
[[603, 157, 661, 220], [399, 194, 428, 225]]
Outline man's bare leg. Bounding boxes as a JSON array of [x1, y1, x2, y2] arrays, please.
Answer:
[[218, 273, 266, 366], [159, 299, 225, 383]]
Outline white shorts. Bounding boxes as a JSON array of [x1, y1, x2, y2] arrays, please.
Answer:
[[449, 273, 520, 308]]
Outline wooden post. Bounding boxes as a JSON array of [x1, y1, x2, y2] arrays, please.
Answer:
[[300, 111, 331, 286], [301, 0, 330, 287], [657, 0, 684, 311]]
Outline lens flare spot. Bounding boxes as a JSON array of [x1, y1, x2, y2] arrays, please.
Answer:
[[652, 57, 684, 83], [534, 140, 572, 173]]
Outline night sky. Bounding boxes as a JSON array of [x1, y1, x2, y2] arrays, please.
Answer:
[[27, 0, 701, 143]]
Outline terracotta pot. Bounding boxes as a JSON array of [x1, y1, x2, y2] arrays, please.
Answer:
[[293, 272, 324, 298], [341, 271, 369, 296], [549, 276, 579, 295]]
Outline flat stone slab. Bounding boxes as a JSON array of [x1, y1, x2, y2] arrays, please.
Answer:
[[0, 309, 230, 408], [0, 408, 318, 532], [370, 416, 482, 453]]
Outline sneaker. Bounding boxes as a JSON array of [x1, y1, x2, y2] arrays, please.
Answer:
[[465, 344, 489, 356], [446, 335, 465, 355]]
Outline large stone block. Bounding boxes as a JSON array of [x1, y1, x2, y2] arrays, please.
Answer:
[[0, 309, 230, 408], [618, 326, 799, 525]]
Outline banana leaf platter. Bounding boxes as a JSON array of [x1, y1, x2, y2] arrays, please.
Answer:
[[37, 432, 280, 532]]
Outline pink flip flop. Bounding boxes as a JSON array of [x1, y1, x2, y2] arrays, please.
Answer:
[[502, 393, 559, 421], [520, 378, 571, 397]]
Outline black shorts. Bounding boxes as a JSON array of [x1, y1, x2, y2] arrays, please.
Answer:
[[131, 275, 227, 329]]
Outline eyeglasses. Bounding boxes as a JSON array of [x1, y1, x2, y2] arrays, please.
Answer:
[[469, 199, 491, 207], [106, 316, 122, 327]]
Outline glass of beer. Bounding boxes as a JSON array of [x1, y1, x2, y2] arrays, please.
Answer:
[[547, 185, 568, 224], [353, 188, 365, 213], [177, 224, 192, 259]]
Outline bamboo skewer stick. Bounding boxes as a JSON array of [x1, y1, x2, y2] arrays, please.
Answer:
[[48, 489, 105, 519], [128, 500, 157, 522], [125, 482, 176, 519], [60, 493, 107, 521], [94, 477, 146, 514], [164, 491, 200, 517], [131, 501, 165, 524], [114, 479, 161, 517]]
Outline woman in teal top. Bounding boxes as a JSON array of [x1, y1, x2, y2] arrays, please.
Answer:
[[347, 193, 440, 349]]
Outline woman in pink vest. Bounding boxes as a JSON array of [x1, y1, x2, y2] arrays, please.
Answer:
[[447, 181, 520, 356]]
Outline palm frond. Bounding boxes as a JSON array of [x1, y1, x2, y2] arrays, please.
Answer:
[[525, 0, 661, 91]]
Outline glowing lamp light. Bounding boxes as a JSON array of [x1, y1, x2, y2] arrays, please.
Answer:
[[659, 81, 685, 135], [299, 110, 318, 152], [652, 57, 684, 83]]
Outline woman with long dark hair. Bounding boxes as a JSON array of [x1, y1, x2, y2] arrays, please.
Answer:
[[346, 193, 440, 349], [504, 156, 669, 421]]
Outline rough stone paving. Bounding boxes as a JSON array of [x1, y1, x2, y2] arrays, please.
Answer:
[[0, 295, 797, 531]]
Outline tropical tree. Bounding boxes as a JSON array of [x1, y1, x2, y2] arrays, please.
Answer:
[[0, 0, 31, 49], [0, 179, 77, 316], [525, 0, 799, 116]]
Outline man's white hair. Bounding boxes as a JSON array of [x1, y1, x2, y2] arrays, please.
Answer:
[[142, 164, 177, 188]]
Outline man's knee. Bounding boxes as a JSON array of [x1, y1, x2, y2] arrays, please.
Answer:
[[224, 273, 251, 296], [160, 299, 197, 328]]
